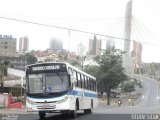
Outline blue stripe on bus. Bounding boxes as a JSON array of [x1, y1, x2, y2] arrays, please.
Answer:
[[84, 92, 97, 98], [69, 90, 97, 98], [69, 90, 78, 95]]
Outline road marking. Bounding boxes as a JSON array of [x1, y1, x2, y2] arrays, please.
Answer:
[[157, 96, 160, 99], [157, 84, 160, 107], [107, 109, 111, 111], [141, 95, 144, 99]]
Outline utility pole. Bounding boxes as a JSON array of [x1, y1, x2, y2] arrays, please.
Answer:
[[68, 31, 71, 52]]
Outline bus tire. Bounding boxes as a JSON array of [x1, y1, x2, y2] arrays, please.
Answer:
[[84, 100, 93, 114], [70, 101, 78, 118], [84, 109, 89, 114], [39, 111, 46, 119], [90, 100, 93, 113]]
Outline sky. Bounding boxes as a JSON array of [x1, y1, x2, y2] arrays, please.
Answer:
[[0, 0, 160, 62]]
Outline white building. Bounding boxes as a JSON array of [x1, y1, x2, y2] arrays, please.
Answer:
[[106, 39, 115, 50], [77, 43, 86, 57], [0, 35, 17, 53], [48, 38, 63, 54], [19, 36, 29, 53]]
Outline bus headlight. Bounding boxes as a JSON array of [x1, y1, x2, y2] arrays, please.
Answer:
[[57, 96, 69, 104], [26, 98, 36, 105]]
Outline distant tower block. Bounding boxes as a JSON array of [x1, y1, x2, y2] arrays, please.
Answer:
[[19, 36, 29, 53], [123, 0, 132, 73]]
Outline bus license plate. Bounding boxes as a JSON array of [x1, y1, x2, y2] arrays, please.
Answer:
[[42, 105, 49, 108]]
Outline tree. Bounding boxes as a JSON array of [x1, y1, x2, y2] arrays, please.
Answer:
[[64, 55, 68, 60], [0, 61, 10, 93], [95, 48, 128, 105], [70, 60, 80, 66], [84, 65, 99, 77], [0, 63, 4, 91], [25, 53, 37, 64], [3, 60, 10, 76], [122, 82, 135, 94]]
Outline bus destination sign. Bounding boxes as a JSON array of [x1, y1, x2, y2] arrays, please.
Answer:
[[32, 65, 60, 71]]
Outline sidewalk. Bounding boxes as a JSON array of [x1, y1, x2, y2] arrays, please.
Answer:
[[0, 108, 28, 114], [97, 91, 143, 108]]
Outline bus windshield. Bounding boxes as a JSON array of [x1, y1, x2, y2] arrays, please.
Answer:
[[27, 72, 69, 94]]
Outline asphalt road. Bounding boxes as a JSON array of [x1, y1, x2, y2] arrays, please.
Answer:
[[139, 77, 160, 112], [0, 113, 145, 120], [94, 77, 160, 114]]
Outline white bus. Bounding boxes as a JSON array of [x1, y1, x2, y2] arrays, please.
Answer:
[[25, 62, 98, 119]]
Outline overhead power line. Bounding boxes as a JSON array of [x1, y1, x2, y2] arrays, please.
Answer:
[[0, 16, 158, 46], [0, 16, 132, 41]]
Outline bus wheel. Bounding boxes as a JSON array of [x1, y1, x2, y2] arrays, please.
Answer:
[[70, 103, 77, 118], [89, 100, 93, 114], [84, 109, 88, 114], [39, 111, 46, 119], [84, 101, 93, 114]]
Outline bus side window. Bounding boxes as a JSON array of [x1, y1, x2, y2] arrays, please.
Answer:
[[80, 74, 82, 88], [87, 78, 90, 90], [95, 80, 97, 91], [93, 80, 95, 91], [77, 72, 81, 88], [84, 76, 87, 89], [81, 75, 85, 88], [90, 79, 93, 90], [92, 79, 94, 91], [68, 68, 73, 75], [93, 80, 96, 91], [90, 78, 93, 90], [86, 77, 89, 90], [95, 81, 97, 91], [73, 71, 77, 87]]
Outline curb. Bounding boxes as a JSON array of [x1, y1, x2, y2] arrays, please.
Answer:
[[0, 108, 28, 114]]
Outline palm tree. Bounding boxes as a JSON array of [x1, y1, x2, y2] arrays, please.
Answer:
[[3, 61, 10, 76]]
